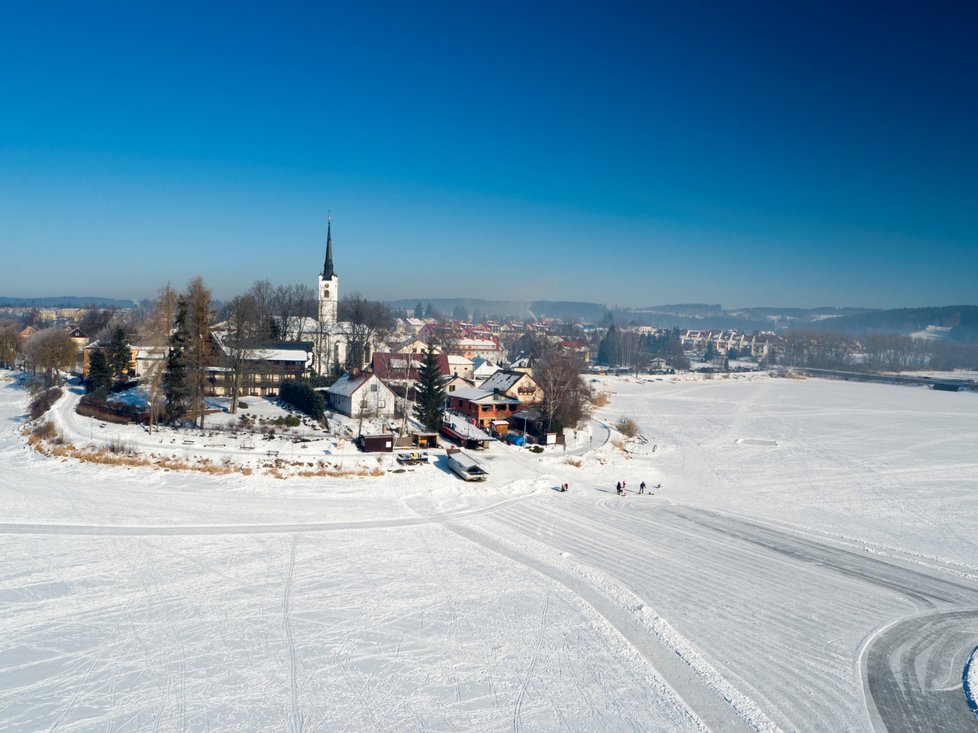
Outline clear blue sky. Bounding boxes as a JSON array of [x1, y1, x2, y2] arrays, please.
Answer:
[[1, 1, 975, 308]]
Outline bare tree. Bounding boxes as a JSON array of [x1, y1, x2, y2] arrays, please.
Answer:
[[273, 283, 316, 341], [0, 323, 19, 368], [22, 328, 77, 386], [139, 284, 178, 432], [247, 279, 277, 339], [533, 347, 593, 432], [338, 292, 394, 372], [223, 294, 264, 413]]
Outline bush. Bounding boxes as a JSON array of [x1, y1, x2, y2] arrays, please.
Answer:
[[619, 417, 640, 438], [529, 445, 544, 454], [29, 387, 63, 420], [236, 401, 248, 409], [31, 420, 57, 440], [272, 415, 301, 428], [104, 438, 134, 454], [278, 380, 325, 421]]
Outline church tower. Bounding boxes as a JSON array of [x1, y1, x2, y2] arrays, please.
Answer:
[[317, 217, 339, 325]]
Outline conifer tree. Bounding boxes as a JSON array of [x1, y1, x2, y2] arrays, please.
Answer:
[[163, 298, 191, 422], [107, 326, 132, 385], [87, 349, 112, 398], [413, 345, 446, 432]]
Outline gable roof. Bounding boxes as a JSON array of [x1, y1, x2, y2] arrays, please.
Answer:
[[327, 372, 375, 398], [449, 387, 520, 405], [479, 369, 534, 393]]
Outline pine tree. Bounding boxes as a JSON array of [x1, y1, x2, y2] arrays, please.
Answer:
[[413, 345, 446, 432], [414, 301, 424, 319], [163, 298, 191, 422], [87, 349, 112, 398], [107, 326, 132, 385]]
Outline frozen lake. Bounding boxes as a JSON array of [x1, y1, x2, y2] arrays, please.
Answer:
[[2, 372, 976, 731]]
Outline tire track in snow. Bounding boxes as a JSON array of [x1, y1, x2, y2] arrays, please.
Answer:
[[445, 521, 742, 733], [0, 494, 532, 536], [283, 535, 303, 733], [513, 590, 550, 733]]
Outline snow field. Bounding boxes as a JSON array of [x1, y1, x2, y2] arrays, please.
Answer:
[[3, 370, 978, 731]]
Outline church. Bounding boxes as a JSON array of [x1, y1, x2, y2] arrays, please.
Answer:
[[311, 218, 345, 375]]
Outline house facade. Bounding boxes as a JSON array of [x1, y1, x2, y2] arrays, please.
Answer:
[[447, 386, 522, 430], [326, 372, 397, 418]]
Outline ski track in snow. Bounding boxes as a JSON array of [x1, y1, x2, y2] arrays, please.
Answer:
[[2, 371, 978, 731]]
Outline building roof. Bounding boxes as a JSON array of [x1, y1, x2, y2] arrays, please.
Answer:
[[479, 370, 534, 393], [327, 372, 375, 398], [449, 387, 520, 405], [323, 217, 335, 279]]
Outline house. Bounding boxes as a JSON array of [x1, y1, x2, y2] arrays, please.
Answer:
[[443, 374, 475, 395], [209, 335, 313, 397], [456, 336, 505, 362], [372, 351, 449, 385], [447, 387, 522, 430], [559, 340, 591, 366], [471, 357, 501, 383], [326, 372, 397, 418], [399, 338, 440, 355], [477, 369, 543, 404], [446, 354, 474, 379]]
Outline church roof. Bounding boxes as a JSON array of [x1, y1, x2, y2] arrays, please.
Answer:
[[323, 218, 336, 279]]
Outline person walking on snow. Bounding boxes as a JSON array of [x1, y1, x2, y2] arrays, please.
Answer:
[[639, 481, 646, 494], [616, 481, 622, 495]]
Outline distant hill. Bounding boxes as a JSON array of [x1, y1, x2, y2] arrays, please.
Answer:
[[387, 298, 607, 322], [0, 296, 136, 308], [386, 298, 978, 342], [805, 305, 978, 343]]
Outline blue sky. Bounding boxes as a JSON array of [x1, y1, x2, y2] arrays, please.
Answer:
[[1, 1, 975, 308]]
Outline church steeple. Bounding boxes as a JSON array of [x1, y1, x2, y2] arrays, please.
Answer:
[[323, 217, 335, 279]]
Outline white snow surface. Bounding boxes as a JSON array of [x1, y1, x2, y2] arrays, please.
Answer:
[[2, 370, 978, 731]]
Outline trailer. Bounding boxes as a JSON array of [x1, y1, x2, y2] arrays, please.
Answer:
[[396, 451, 429, 466], [446, 451, 489, 482]]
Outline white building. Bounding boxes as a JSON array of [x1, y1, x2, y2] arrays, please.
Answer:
[[325, 372, 397, 419]]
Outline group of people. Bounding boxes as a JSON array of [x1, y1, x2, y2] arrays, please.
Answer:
[[616, 480, 659, 495]]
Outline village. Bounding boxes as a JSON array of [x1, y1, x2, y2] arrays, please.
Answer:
[[0, 223, 796, 480]]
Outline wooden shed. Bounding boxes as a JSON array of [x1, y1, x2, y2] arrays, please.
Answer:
[[358, 433, 396, 453]]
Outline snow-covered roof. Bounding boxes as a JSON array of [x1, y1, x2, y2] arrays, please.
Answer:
[[479, 370, 532, 393], [446, 354, 473, 366], [327, 372, 374, 398], [449, 387, 520, 404]]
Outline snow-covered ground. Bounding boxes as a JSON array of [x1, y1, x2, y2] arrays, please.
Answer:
[[2, 370, 977, 731]]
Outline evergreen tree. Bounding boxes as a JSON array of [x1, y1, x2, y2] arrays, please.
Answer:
[[413, 345, 446, 432], [107, 326, 132, 385], [597, 324, 619, 365], [87, 349, 112, 398], [414, 301, 424, 319], [163, 298, 191, 422]]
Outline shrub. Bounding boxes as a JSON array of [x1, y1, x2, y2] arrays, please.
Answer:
[[619, 417, 640, 438], [592, 392, 610, 407], [278, 380, 325, 421], [236, 401, 248, 409], [32, 420, 57, 440], [29, 387, 63, 420], [104, 438, 134, 454], [529, 445, 544, 454]]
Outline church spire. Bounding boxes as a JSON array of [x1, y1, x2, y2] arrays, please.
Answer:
[[323, 216, 335, 279]]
